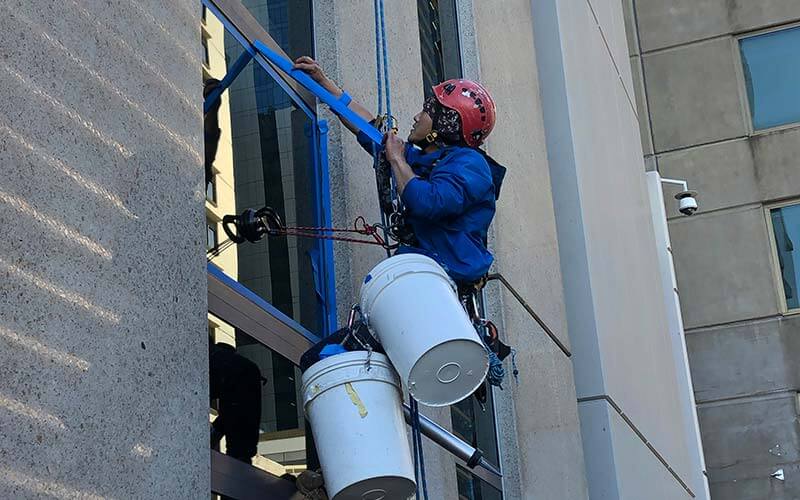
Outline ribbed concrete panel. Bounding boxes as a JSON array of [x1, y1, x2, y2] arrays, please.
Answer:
[[0, 0, 208, 498], [643, 37, 748, 152], [699, 392, 800, 499], [687, 316, 800, 403], [668, 206, 780, 329], [634, 0, 800, 52]]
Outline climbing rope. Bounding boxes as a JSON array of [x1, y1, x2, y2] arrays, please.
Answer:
[[486, 349, 506, 389], [219, 207, 400, 251], [409, 396, 429, 500]]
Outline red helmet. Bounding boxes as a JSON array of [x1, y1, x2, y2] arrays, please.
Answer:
[[433, 79, 496, 148]]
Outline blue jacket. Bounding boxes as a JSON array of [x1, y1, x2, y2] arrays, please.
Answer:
[[358, 131, 507, 284]]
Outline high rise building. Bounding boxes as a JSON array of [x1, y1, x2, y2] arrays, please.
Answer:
[[625, 2, 800, 498]]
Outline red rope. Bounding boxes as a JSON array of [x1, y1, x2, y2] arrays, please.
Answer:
[[272, 216, 396, 249]]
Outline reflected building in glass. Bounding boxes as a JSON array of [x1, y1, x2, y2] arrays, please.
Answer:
[[204, 0, 315, 478]]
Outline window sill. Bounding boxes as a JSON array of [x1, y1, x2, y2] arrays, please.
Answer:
[[749, 121, 800, 138]]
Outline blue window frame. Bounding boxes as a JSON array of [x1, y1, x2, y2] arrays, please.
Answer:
[[203, 0, 336, 337], [740, 26, 800, 131]]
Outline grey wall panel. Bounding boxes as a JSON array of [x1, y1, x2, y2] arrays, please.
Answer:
[[657, 126, 800, 215], [752, 126, 800, 203], [643, 37, 748, 152], [699, 392, 800, 500], [634, 0, 800, 52], [687, 316, 800, 403], [658, 138, 759, 214], [0, 0, 208, 498], [669, 206, 780, 328]]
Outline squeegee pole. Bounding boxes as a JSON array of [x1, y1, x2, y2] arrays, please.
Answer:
[[402, 404, 502, 478]]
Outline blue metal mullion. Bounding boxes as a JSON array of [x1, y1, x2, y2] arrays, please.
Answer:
[[253, 40, 384, 145], [204, 50, 253, 114], [305, 119, 326, 334], [317, 119, 337, 336], [201, 0, 316, 120]]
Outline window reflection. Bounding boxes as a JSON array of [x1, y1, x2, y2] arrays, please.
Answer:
[[417, 0, 462, 97], [204, 2, 323, 333], [457, 466, 503, 500], [209, 313, 307, 475], [740, 26, 800, 130], [452, 388, 500, 468], [770, 204, 800, 310]]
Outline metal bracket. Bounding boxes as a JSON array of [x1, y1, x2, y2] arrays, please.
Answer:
[[485, 273, 572, 358]]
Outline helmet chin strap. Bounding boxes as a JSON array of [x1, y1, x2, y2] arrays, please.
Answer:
[[412, 130, 439, 149]]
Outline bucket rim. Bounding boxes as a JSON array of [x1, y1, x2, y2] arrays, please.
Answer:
[[301, 351, 400, 406]]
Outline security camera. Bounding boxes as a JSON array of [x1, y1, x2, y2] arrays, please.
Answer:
[[675, 190, 698, 216]]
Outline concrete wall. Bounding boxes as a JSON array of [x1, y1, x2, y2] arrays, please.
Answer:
[[0, 1, 208, 499], [625, 0, 800, 497], [534, 0, 701, 497], [470, 0, 589, 497]]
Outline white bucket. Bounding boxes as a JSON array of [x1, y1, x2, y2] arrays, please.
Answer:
[[359, 254, 489, 407], [302, 351, 415, 500]]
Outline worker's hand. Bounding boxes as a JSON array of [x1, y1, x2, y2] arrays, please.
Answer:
[[384, 131, 405, 164], [293, 56, 329, 85]]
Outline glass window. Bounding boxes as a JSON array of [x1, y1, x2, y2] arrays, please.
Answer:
[[770, 203, 800, 311], [740, 26, 800, 130], [238, 0, 313, 58], [207, 219, 218, 251], [451, 389, 500, 468], [203, 1, 325, 335], [209, 314, 308, 476], [206, 173, 217, 204], [457, 466, 503, 500], [202, 36, 210, 68], [206, 57, 322, 335], [417, 0, 462, 96]]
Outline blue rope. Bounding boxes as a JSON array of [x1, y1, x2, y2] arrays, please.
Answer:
[[410, 397, 420, 496], [410, 397, 429, 500], [486, 349, 506, 389], [373, 0, 383, 116], [378, 0, 391, 120]]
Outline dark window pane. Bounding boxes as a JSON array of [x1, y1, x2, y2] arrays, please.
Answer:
[[456, 466, 503, 500], [207, 52, 322, 333], [417, 0, 462, 97], [206, 174, 217, 203], [209, 314, 308, 475], [207, 220, 218, 250], [451, 387, 500, 467], [202, 37, 210, 67], [237, 0, 313, 58], [770, 204, 800, 310], [740, 26, 800, 130]]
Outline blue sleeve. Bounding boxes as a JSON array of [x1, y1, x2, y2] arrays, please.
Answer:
[[356, 125, 380, 156], [401, 152, 492, 220]]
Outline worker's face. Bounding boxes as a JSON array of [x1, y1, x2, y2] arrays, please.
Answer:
[[408, 109, 433, 143]]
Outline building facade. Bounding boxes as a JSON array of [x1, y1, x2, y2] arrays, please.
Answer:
[[624, 1, 800, 498], [1, 0, 713, 498]]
